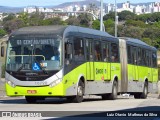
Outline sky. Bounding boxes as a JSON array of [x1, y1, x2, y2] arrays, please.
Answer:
[[0, 0, 158, 7]]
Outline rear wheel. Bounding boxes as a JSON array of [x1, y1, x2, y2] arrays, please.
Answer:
[[109, 80, 118, 100], [102, 80, 118, 100], [134, 93, 141, 99], [141, 82, 148, 99], [134, 82, 148, 99], [102, 94, 110, 100]]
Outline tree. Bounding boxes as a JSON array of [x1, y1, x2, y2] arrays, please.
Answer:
[[142, 38, 152, 46], [136, 13, 151, 22], [28, 12, 45, 26], [77, 13, 92, 27], [136, 12, 160, 23], [104, 19, 114, 35], [92, 20, 100, 30], [40, 19, 54, 26], [103, 11, 115, 21], [150, 12, 160, 22], [125, 20, 146, 28], [118, 11, 136, 21], [153, 21, 160, 28], [66, 16, 80, 26], [18, 12, 29, 26], [3, 18, 25, 33], [3, 13, 15, 22], [143, 27, 160, 48], [51, 17, 65, 25], [0, 29, 7, 37], [118, 25, 144, 39]]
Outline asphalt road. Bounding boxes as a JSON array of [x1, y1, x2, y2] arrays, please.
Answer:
[[0, 95, 159, 119]]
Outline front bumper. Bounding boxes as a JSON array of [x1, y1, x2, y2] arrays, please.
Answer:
[[5, 83, 65, 97]]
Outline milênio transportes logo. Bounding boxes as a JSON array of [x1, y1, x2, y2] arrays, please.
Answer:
[[1, 112, 42, 118]]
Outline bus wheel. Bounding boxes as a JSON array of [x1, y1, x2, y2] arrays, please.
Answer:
[[72, 80, 84, 103], [134, 93, 141, 99], [109, 80, 118, 100], [102, 94, 110, 100], [140, 82, 148, 99], [25, 96, 37, 103]]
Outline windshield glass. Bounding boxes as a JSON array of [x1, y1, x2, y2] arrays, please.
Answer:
[[6, 35, 62, 72]]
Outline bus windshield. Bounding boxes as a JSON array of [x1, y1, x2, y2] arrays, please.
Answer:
[[6, 35, 62, 72]]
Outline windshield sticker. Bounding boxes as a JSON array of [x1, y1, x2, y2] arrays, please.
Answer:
[[40, 63, 47, 67], [32, 63, 40, 71], [16, 39, 55, 45]]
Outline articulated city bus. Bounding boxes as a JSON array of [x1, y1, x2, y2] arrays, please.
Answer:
[[5, 26, 158, 103]]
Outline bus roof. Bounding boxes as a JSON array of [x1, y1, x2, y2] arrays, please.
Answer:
[[119, 37, 157, 51], [11, 25, 114, 38], [64, 26, 113, 38]]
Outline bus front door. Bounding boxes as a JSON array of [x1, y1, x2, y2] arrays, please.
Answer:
[[86, 40, 94, 81]]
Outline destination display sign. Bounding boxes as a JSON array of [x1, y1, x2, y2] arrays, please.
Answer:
[[16, 39, 55, 45]]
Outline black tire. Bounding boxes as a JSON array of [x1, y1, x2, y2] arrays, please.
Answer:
[[102, 94, 110, 100], [140, 82, 148, 99], [102, 81, 118, 100], [109, 81, 118, 100], [72, 80, 84, 103], [134, 93, 141, 99], [134, 82, 148, 99], [25, 96, 37, 103], [66, 96, 74, 102]]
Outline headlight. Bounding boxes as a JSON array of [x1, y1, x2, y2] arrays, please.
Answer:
[[49, 79, 61, 88], [7, 80, 16, 88]]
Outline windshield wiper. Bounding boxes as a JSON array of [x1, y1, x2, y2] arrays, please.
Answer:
[[17, 63, 25, 72]]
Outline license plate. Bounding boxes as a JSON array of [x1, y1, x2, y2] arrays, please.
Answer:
[[27, 90, 37, 94]]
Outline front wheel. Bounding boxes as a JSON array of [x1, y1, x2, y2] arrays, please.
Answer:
[[72, 80, 84, 103], [25, 96, 37, 103]]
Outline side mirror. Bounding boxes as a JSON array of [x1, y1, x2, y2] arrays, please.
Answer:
[[1, 46, 4, 57]]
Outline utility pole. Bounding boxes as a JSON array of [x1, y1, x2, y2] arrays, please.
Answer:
[[100, 0, 103, 31], [115, 0, 118, 37]]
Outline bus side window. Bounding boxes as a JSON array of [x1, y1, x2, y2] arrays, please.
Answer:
[[65, 42, 72, 59], [146, 50, 150, 67], [73, 37, 85, 61], [102, 42, 109, 62], [137, 48, 142, 65], [111, 43, 119, 62], [152, 52, 157, 68], [132, 46, 137, 65], [94, 41, 102, 61], [149, 51, 152, 67], [85, 39, 93, 61], [127, 45, 131, 64], [141, 49, 146, 66]]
